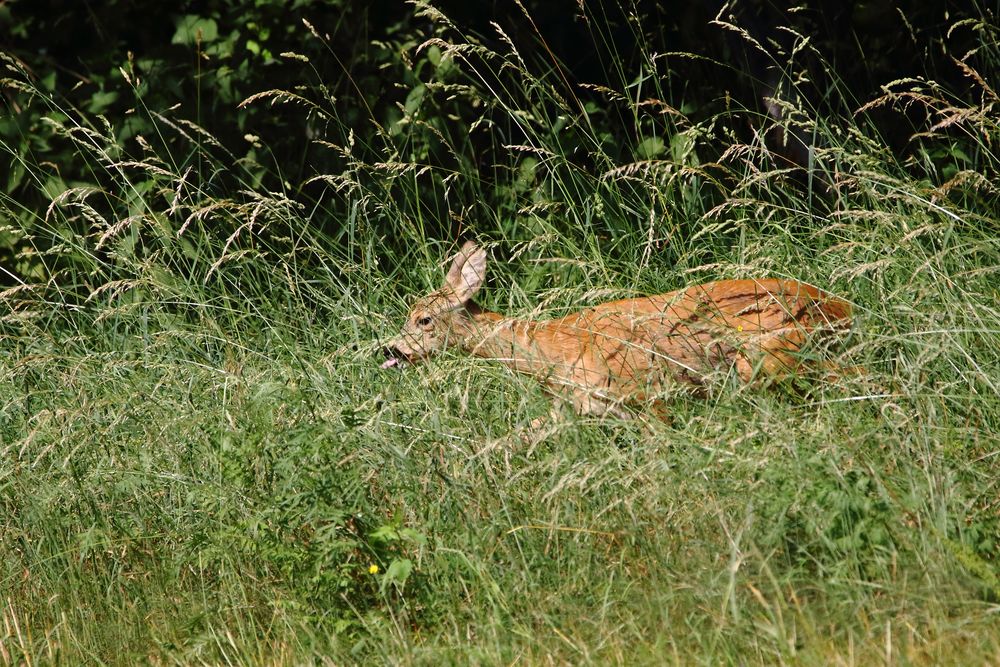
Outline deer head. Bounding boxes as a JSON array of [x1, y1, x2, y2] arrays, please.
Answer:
[[382, 241, 487, 367]]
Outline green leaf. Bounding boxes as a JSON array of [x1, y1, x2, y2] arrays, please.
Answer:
[[670, 131, 698, 165], [403, 84, 426, 115], [369, 524, 400, 542], [380, 558, 413, 592], [172, 15, 219, 46], [515, 157, 538, 192], [427, 44, 442, 66], [40, 71, 57, 92], [87, 90, 119, 115], [635, 136, 665, 160]]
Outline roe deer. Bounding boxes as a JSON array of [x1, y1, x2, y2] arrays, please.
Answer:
[[382, 242, 854, 418]]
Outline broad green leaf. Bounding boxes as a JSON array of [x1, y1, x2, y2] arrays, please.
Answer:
[[87, 90, 119, 114], [172, 15, 219, 46], [380, 558, 413, 592], [635, 136, 665, 160]]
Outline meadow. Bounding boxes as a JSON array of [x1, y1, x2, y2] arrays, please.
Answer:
[[2, 2, 999, 664]]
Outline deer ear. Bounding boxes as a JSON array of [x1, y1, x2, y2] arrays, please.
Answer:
[[445, 241, 487, 304]]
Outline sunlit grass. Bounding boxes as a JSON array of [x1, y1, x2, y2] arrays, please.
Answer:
[[2, 3, 999, 664]]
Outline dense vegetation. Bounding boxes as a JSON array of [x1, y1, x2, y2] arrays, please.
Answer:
[[2, 1, 999, 663]]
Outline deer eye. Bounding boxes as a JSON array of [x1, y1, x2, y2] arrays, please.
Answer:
[[416, 316, 433, 327]]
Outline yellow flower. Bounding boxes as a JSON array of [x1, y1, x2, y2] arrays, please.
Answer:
[[736, 325, 744, 332], [368, 564, 379, 575]]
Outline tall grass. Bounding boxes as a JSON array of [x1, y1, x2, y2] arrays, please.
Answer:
[[2, 4, 999, 664]]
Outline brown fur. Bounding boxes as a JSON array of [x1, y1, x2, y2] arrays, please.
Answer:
[[386, 242, 854, 418]]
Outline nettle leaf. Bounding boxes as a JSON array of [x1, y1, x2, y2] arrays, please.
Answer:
[[87, 90, 119, 115], [172, 16, 219, 46], [380, 558, 413, 593], [635, 136, 665, 160]]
